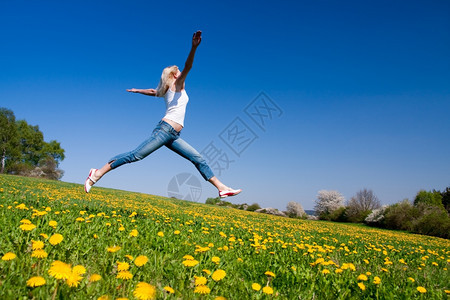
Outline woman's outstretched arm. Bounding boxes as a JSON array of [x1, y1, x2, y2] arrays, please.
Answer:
[[126, 88, 157, 96], [175, 30, 202, 90]]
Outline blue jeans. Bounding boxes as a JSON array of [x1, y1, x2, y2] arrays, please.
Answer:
[[108, 120, 214, 181]]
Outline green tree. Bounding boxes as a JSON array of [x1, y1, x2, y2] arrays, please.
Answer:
[[413, 190, 443, 208], [0, 108, 19, 173], [441, 187, 450, 213]]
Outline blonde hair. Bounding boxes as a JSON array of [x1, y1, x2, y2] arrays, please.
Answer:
[[155, 65, 179, 97]]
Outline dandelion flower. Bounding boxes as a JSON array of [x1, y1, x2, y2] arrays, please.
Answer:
[[32, 240, 44, 250], [174, 230, 180, 235], [407, 277, 415, 283], [335, 268, 343, 274], [265, 271, 276, 278], [117, 271, 133, 280], [31, 249, 48, 259], [262, 286, 274, 295], [20, 218, 32, 224], [107, 245, 121, 253], [129, 229, 138, 237], [2, 252, 16, 261], [373, 276, 381, 285], [133, 282, 156, 300], [27, 276, 46, 287], [40, 233, 49, 239], [357, 274, 368, 281], [90, 274, 102, 282], [66, 271, 83, 287], [252, 283, 261, 291], [163, 286, 175, 294], [417, 286, 427, 293], [358, 282, 366, 291], [157, 231, 164, 237], [117, 261, 130, 271], [182, 259, 199, 267], [73, 265, 86, 275], [212, 256, 220, 264], [203, 269, 211, 275], [125, 255, 134, 260], [194, 285, 211, 294], [20, 223, 36, 231], [195, 276, 207, 286], [212, 269, 226, 281], [322, 269, 330, 274], [134, 255, 149, 267], [48, 260, 72, 280], [49, 220, 57, 228], [49, 233, 63, 245]]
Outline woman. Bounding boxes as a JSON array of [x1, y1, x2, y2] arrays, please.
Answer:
[[85, 30, 241, 199]]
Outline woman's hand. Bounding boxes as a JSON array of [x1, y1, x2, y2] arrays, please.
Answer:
[[126, 88, 157, 96], [127, 88, 139, 93], [192, 30, 202, 47]]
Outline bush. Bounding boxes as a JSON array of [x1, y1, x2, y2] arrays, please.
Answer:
[[365, 205, 388, 227], [246, 203, 261, 212], [346, 189, 381, 223], [384, 199, 417, 232], [286, 201, 306, 218], [411, 204, 450, 239], [414, 190, 443, 208]]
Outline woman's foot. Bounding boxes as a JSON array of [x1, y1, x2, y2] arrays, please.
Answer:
[[84, 168, 99, 193], [219, 188, 242, 198]]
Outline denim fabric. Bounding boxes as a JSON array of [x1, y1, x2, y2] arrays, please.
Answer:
[[109, 120, 214, 181]]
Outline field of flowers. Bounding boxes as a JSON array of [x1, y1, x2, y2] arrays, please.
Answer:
[[0, 174, 449, 299]]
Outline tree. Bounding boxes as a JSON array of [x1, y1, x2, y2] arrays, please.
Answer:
[[314, 190, 345, 218], [441, 187, 450, 213], [346, 189, 381, 222], [286, 201, 306, 218], [0, 108, 19, 173], [413, 190, 443, 208]]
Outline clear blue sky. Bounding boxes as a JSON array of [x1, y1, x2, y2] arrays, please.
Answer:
[[1, 0, 449, 210]]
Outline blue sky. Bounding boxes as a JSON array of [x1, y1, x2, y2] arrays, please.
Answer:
[[1, 0, 449, 210]]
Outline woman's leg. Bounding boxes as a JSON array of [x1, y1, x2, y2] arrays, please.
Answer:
[[166, 137, 241, 195], [87, 124, 171, 188]]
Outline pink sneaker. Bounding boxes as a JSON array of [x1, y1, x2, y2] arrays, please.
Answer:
[[84, 168, 98, 193], [219, 188, 242, 198]]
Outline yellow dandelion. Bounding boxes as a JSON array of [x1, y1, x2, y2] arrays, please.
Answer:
[[194, 285, 211, 294], [417, 286, 427, 293], [134, 255, 149, 267], [252, 283, 261, 291], [40, 233, 49, 239], [32, 240, 44, 250], [31, 249, 48, 259], [90, 274, 102, 282], [73, 265, 86, 275], [125, 255, 134, 260], [182, 259, 199, 267], [117, 261, 130, 271], [26, 276, 46, 287], [98, 295, 110, 300], [20, 219, 32, 224], [107, 245, 121, 253], [20, 223, 36, 231], [203, 269, 211, 275], [373, 276, 381, 285], [357, 274, 368, 281], [48, 260, 72, 280], [2, 252, 16, 261], [49, 220, 57, 228], [129, 229, 138, 237], [117, 271, 133, 280], [118, 226, 125, 232], [265, 271, 276, 278], [163, 286, 175, 294], [212, 269, 226, 281], [157, 231, 164, 237], [262, 286, 274, 295], [215, 297, 227, 300], [66, 271, 83, 287], [133, 282, 157, 300], [49, 233, 63, 245], [174, 230, 180, 235], [195, 276, 208, 286], [358, 282, 366, 291], [322, 269, 330, 274], [335, 268, 343, 274], [212, 256, 220, 264]]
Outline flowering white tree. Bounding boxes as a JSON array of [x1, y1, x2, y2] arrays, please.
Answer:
[[314, 190, 345, 216], [286, 201, 306, 218]]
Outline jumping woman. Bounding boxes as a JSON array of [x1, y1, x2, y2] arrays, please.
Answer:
[[84, 30, 241, 199]]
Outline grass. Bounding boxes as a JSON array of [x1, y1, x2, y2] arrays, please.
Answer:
[[0, 174, 449, 299]]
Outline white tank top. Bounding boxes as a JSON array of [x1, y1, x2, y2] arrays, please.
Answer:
[[162, 89, 189, 127]]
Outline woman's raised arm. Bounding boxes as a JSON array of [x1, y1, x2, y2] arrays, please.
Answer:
[[175, 30, 202, 90], [126, 88, 157, 96]]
